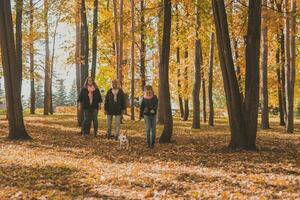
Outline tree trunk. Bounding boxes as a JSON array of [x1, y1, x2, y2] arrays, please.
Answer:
[[280, 29, 287, 124], [43, 0, 51, 115], [0, 0, 31, 140], [49, 15, 60, 115], [276, 34, 285, 126], [91, 0, 99, 79], [212, 0, 262, 150], [81, 0, 89, 86], [182, 49, 189, 121], [113, 0, 120, 79], [29, 0, 35, 115], [15, 0, 23, 93], [192, 0, 201, 128], [159, 0, 173, 143], [208, 33, 215, 126], [157, 0, 164, 124], [175, 2, 184, 119], [75, 0, 82, 125], [284, 0, 291, 132], [140, 0, 146, 90], [202, 76, 207, 123], [260, 1, 270, 129], [285, 0, 296, 133], [243, 0, 262, 149], [130, 0, 135, 120], [119, 0, 124, 86]]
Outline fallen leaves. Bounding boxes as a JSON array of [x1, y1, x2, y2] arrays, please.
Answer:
[[0, 115, 299, 199]]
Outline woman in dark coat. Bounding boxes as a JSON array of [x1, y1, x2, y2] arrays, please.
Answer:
[[78, 77, 102, 136], [104, 79, 126, 140]]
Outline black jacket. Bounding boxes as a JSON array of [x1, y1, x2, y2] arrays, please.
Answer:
[[104, 88, 126, 115], [140, 95, 158, 118], [77, 87, 102, 110]]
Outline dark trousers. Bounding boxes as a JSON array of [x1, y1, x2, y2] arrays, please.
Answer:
[[82, 109, 98, 136]]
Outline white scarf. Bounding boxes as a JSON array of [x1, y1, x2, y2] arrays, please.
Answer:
[[112, 89, 119, 102]]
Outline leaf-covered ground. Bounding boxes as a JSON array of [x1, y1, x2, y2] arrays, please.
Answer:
[[0, 114, 299, 199]]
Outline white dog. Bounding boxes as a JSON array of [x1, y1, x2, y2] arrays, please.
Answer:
[[118, 132, 129, 150]]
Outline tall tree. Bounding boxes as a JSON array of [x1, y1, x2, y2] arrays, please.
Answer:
[[260, 0, 270, 129], [159, 0, 173, 143], [75, 0, 81, 125], [81, 0, 89, 87], [43, 0, 51, 115], [91, 0, 99, 79], [119, 0, 124, 86], [192, 0, 201, 129], [0, 0, 31, 139], [284, 0, 296, 133], [15, 0, 23, 93], [29, 0, 35, 114], [175, 2, 184, 119], [182, 49, 189, 121], [212, 0, 262, 150], [202, 74, 207, 123], [113, 0, 120, 80], [157, 0, 164, 124], [130, 0, 135, 120], [208, 33, 215, 126], [140, 0, 146, 90]]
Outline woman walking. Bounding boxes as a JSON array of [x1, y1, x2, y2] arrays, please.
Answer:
[[78, 77, 102, 137], [140, 85, 158, 148], [104, 79, 126, 140]]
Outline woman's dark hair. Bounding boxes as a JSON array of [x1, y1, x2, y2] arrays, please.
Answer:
[[83, 76, 98, 88]]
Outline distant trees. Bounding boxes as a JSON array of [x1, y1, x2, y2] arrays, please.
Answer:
[[54, 79, 68, 107]]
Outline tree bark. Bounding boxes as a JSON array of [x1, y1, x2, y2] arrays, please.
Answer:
[[49, 15, 60, 115], [15, 0, 23, 93], [159, 0, 173, 143], [113, 0, 120, 79], [91, 0, 99, 79], [284, 0, 292, 132], [244, 0, 262, 149], [0, 0, 31, 140], [260, 1, 270, 129], [130, 0, 135, 120], [212, 0, 262, 150], [75, 0, 82, 125], [157, 0, 164, 124], [276, 34, 285, 126], [43, 0, 51, 115], [285, 0, 296, 133], [81, 0, 89, 86], [140, 0, 146, 90], [182, 49, 189, 121], [119, 0, 124, 86], [175, 2, 184, 119], [192, 0, 201, 128], [202, 76, 207, 123], [29, 0, 35, 114], [208, 33, 215, 126]]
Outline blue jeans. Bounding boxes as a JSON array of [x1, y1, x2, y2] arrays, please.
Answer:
[[144, 115, 156, 147], [82, 109, 98, 135]]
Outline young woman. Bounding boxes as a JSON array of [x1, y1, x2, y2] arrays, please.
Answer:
[[139, 85, 158, 148], [77, 77, 102, 136], [104, 79, 126, 140]]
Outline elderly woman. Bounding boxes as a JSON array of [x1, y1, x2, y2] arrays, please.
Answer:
[[77, 77, 102, 137], [104, 79, 126, 140]]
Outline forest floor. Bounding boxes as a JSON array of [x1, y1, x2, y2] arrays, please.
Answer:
[[0, 114, 300, 199]]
